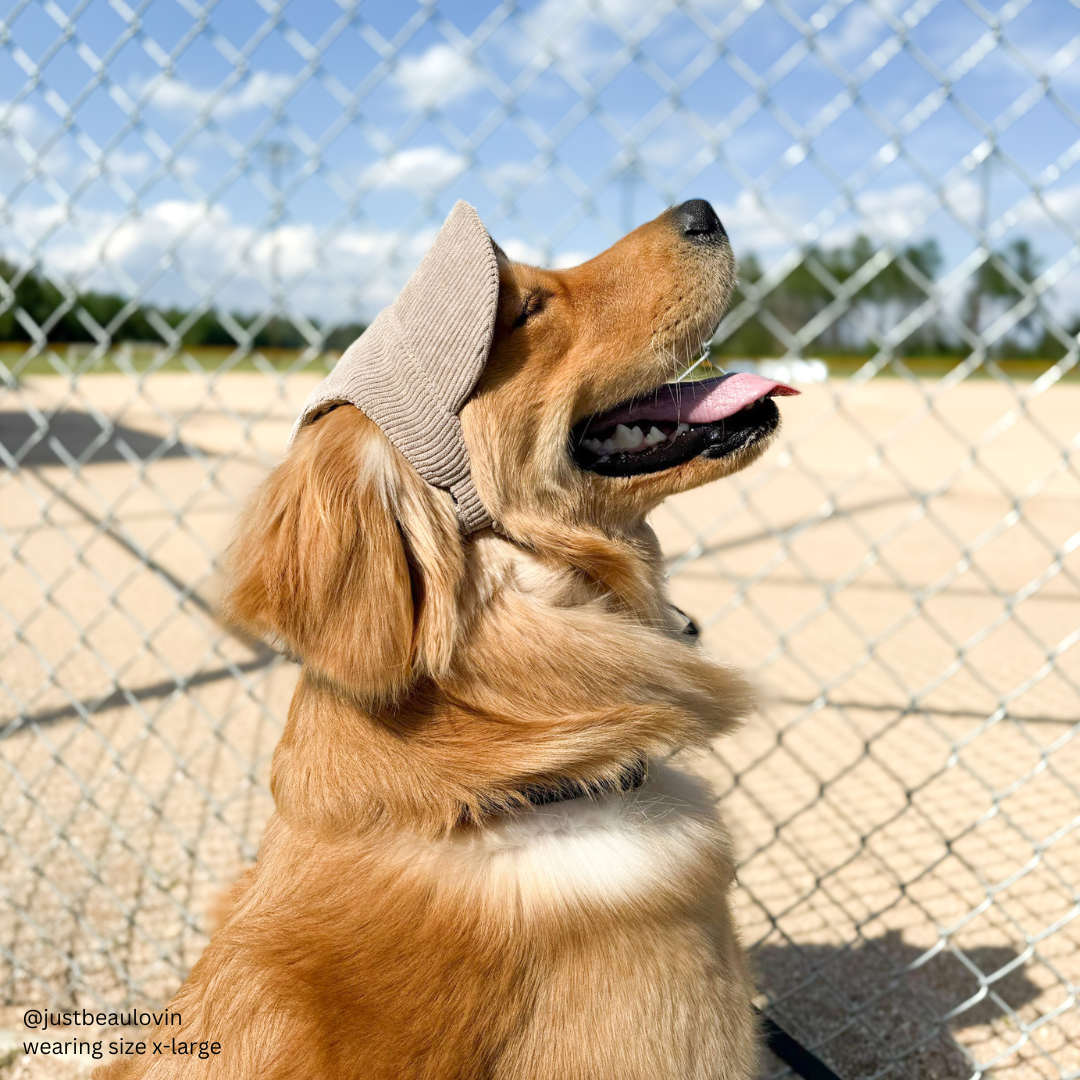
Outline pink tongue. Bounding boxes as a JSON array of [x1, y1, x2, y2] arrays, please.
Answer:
[[595, 373, 799, 429]]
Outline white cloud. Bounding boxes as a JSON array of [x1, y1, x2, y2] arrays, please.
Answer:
[[497, 237, 590, 268], [7, 180, 1078, 337], [0, 104, 197, 186], [360, 146, 468, 192], [493, 160, 539, 186], [388, 0, 673, 107], [512, 0, 737, 83], [1044, 182, 1080, 220], [108, 149, 153, 176], [4, 195, 610, 326], [551, 248, 592, 269], [708, 179, 961, 256], [78, 149, 202, 187], [720, 171, 1080, 268], [1, 101, 39, 139], [571, 0, 666, 19], [713, 190, 800, 252], [133, 71, 292, 118], [393, 44, 482, 106], [815, 0, 905, 61], [5, 199, 441, 322], [849, 181, 941, 242], [0, 101, 70, 177], [383, 0, 790, 117], [497, 237, 545, 264]]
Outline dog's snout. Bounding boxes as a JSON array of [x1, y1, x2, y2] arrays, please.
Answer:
[[675, 199, 726, 244]]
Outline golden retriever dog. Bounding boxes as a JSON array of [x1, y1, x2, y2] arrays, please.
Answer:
[[94, 199, 796, 1079]]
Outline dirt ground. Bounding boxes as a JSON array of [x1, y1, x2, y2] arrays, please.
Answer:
[[1, 368, 1077, 1080]]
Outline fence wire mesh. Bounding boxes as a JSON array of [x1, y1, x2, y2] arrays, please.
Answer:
[[1, 1, 1078, 1078]]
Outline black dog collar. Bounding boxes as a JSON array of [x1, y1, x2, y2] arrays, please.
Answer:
[[463, 757, 649, 825], [671, 605, 700, 642], [518, 756, 648, 809]]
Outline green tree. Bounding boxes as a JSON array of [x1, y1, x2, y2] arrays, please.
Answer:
[[713, 253, 783, 357], [716, 235, 947, 357], [963, 237, 1040, 350]]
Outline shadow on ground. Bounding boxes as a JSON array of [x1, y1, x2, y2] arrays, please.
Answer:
[[754, 929, 1042, 1080], [0, 410, 195, 466]]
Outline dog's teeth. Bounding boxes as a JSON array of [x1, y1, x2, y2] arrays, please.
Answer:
[[614, 424, 645, 451], [601, 437, 616, 454], [675, 422, 690, 435], [645, 426, 666, 446], [582, 437, 603, 453]]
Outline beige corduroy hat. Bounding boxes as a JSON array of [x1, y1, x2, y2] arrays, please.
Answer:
[[291, 200, 499, 533]]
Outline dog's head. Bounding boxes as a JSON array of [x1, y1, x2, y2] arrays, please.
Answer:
[[225, 201, 794, 712], [466, 199, 794, 535]]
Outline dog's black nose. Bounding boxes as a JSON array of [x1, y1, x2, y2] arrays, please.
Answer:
[[675, 199, 726, 243]]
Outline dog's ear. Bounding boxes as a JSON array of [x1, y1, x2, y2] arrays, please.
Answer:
[[222, 407, 464, 707]]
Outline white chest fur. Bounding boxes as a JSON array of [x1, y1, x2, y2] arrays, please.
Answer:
[[404, 763, 732, 918]]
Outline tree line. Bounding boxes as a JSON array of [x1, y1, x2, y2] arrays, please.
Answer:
[[715, 235, 1071, 359], [0, 237, 1072, 359], [0, 259, 365, 352]]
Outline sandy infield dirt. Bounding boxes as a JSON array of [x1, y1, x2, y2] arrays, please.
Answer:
[[1, 368, 1077, 1079]]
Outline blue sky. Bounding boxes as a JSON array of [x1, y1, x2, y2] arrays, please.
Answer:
[[1, 0, 1078, 332]]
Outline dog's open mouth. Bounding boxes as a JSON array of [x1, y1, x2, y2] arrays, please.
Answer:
[[570, 373, 799, 477]]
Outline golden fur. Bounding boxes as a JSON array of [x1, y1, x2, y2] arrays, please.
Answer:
[[94, 206, 778, 1080]]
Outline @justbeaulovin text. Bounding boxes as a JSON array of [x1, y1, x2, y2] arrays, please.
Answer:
[[21, 1010, 221, 1061]]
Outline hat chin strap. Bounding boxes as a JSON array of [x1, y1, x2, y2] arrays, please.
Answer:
[[447, 472, 493, 534]]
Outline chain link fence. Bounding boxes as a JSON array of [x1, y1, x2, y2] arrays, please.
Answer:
[[1, 1, 1078, 1078]]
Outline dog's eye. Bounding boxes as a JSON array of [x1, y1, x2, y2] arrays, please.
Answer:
[[513, 290, 547, 329]]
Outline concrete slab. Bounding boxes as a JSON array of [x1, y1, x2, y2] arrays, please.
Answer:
[[1, 371, 1076, 1080]]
